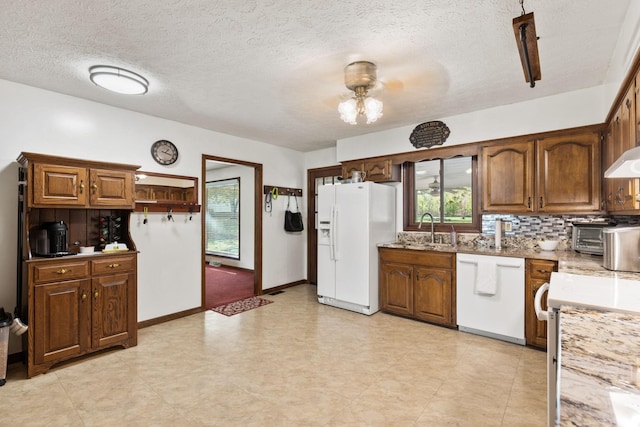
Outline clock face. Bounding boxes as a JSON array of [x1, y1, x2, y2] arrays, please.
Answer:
[[151, 140, 179, 165]]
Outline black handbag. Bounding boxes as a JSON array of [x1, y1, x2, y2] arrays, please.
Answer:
[[284, 195, 304, 232]]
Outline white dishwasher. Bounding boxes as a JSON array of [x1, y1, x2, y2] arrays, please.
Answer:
[[456, 253, 525, 345]]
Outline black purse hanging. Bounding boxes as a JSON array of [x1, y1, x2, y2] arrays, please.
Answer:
[[284, 195, 304, 232]]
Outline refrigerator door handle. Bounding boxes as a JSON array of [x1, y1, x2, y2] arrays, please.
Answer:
[[331, 205, 338, 260]]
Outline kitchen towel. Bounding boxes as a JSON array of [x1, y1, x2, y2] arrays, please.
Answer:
[[475, 261, 497, 295]]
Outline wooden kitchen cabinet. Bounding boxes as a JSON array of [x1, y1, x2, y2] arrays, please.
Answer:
[[18, 152, 140, 378], [21, 152, 137, 209], [379, 248, 456, 327], [27, 254, 137, 377], [536, 132, 601, 213], [603, 80, 640, 213], [481, 130, 601, 214], [525, 258, 557, 350], [342, 158, 400, 182], [481, 140, 535, 212]]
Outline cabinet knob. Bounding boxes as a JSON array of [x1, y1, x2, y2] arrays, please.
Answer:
[[82, 293, 87, 301], [91, 182, 98, 191], [94, 291, 99, 299], [108, 263, 120, 268], [79, 180, 85, 194], [56, 268, 70, 274], [527, 197, 531, 208], [539, 197, 543, 209], [536, 269, 550, 274]]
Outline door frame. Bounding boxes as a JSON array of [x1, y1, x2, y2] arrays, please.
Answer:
[[201, 155, 263, 307], [307, 165, 343, 285]]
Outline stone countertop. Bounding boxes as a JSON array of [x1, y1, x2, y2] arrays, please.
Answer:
[[559, 306, 640, 426], [378, 241, 640, 281]]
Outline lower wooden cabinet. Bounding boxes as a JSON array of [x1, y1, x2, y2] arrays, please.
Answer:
[[379, 248, 456, 327], [525, 258, 557, 350], [26, 253, 137, 377]]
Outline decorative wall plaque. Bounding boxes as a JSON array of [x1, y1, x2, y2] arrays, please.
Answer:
[[409, 121, 451, 149]]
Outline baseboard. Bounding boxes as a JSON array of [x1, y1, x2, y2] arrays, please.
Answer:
[[138, 306, 203, 329], [261, 279, 307, 295]]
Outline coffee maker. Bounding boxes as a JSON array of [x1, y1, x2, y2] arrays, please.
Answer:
[[33, 221, 71, 257]]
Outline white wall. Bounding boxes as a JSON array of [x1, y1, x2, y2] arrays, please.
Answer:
[[335, 86, 607, 162], [205, 164, 255, 270], [0, 79, 306, 349]]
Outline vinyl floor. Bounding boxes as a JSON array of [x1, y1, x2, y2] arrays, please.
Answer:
[[2, 284, 546, 426]]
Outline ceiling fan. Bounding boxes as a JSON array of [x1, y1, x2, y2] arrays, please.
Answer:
[[428, 176, 440, 194], [338, 61, 385, 125]]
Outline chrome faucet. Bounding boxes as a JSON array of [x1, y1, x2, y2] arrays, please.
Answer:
[[418, 212, 435, 243]]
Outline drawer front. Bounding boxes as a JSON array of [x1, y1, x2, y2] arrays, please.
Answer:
[[31, 260, 90, 284], [527, 259, 556, 280], [379, 248, 454, 269], [92, 255, 136, 275]]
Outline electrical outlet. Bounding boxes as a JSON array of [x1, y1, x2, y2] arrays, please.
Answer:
[[504, 222, 512, 232]]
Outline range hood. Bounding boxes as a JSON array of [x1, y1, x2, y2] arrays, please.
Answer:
[[604, 146, 640, 178]]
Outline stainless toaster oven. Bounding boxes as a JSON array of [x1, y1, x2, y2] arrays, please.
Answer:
[[571, 223, 614, 255]]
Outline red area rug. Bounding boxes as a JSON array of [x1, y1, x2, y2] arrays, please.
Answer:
[[205, 265, 254, 309], [211, 296, 273, 316]]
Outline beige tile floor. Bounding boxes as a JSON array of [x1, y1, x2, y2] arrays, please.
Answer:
[[2, 284, 547, 426]]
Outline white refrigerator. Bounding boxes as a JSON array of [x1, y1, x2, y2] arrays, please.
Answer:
[[317, 181, 396, 315]]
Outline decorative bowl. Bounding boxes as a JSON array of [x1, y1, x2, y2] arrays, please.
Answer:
[[538, 240, 559, 251], [79, 246, 94, 254]]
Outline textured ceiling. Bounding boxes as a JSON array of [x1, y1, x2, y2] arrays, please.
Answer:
[[0, 1, 631, 152]]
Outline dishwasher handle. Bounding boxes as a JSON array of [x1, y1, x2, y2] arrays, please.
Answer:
[[534, 282, 549, 321]]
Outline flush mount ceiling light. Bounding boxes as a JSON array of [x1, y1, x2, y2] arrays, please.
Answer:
[[512, 0, 541, 88], [338, 61, 383, 125], [89, 65, 149, 95]]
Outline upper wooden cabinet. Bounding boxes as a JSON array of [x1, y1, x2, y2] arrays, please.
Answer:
[[481, 140, 535, 212], [603, 77, 640, 213], [342, 158, 400, 182], [481, 130, 601, 214], [19, 152, 139, 209], [536, 132, 601, 212]]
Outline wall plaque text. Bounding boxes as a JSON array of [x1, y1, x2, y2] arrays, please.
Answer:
[[409, 121, 451, 149]]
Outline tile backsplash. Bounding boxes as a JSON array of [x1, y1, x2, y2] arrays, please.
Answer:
[[483, 214, 640, 239]]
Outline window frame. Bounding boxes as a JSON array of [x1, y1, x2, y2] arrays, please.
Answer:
[[205, 177, 241, 260], [403, 155, 480, 233]]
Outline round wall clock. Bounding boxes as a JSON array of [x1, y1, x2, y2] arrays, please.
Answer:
[[151, 140, 179, 165]]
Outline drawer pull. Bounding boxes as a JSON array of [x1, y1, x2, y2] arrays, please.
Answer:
[[94, 291, 99, 299], [79, 180, 85, 193], [108, 263, 120, 268], [536, 269, 550, 274], [56, 268, 71, 274]]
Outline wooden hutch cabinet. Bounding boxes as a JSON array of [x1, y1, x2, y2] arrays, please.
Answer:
[[17, 152, 140, 378], [481, 129, 602, 214], [379, 248, 456, 327]]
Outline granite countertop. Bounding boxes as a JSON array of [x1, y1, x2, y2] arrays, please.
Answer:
[[378, 237, 640, 281], [559, 306, 640, 426]]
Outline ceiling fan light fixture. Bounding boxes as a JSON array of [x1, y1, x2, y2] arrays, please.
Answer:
[[338, 61, 383, 125], [89, 65, 149, 95]]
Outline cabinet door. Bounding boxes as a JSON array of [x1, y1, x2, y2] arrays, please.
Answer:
[[536, 132, 601, 213], [34, 279, 91, 364], [92, 272, 134, 349], [341, 161, 365, 180], [414, 267, 453, 326], [481, 141, 535, 212], [33, 164, 88, 206], [89, 168, 134, 208], [380, 262, 413, 316], [364, 159, 397, 182], [525, 259, 556, 349]]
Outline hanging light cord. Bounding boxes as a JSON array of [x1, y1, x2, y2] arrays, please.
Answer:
[[520, 0, 526, 15]]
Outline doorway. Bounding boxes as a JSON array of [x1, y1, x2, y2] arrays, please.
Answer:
[[202, 155, 263, 308], [306, 166, 343, 285]]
